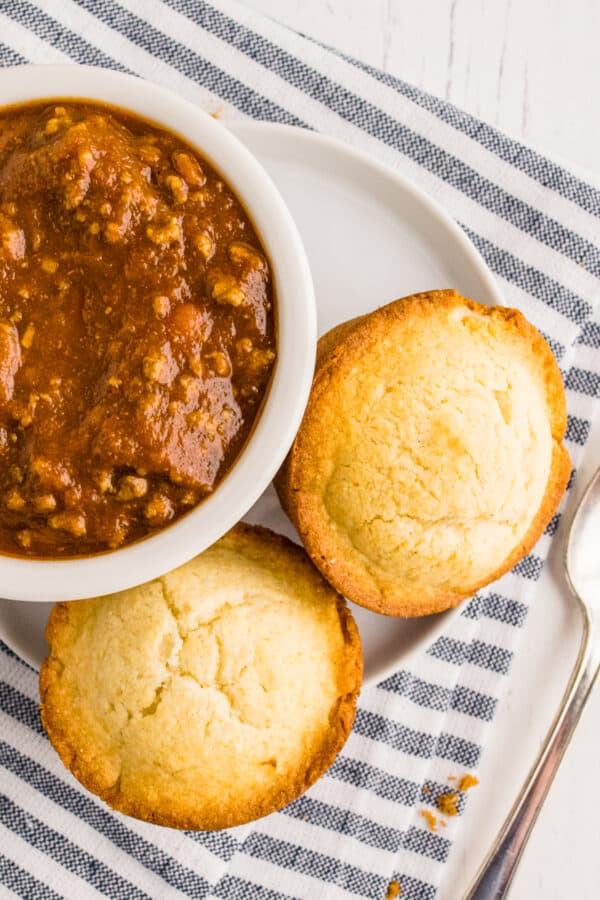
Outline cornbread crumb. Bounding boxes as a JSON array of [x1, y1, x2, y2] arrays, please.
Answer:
[[421, 810, 438, 832], [437, 791, 460, 817], [40, 524, 362, 830], [459, 774, 479, 792]]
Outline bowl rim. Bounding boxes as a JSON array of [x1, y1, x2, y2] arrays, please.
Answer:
[[0, 64, 316, 602]]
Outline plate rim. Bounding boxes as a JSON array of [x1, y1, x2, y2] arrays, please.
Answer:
[[228, 119, 505, 309]]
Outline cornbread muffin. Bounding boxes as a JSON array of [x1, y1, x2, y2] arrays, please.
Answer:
[[276, 290, 570, 616], [40, 524, 362, 829]]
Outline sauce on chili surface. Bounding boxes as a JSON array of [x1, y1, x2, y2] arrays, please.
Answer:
[[0, 100, 276, 557]]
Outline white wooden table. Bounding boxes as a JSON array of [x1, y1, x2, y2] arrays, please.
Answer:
[[241, 2, 600, 898], [244, 0, 600, 177]]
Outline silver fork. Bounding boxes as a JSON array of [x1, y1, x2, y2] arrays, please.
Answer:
[[465, 466, 600, 899]]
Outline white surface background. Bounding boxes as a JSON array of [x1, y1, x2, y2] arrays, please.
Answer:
[[243, 0, 600, 177], [240, 3, 600, 899]]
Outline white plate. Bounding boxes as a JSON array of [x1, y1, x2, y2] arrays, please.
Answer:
[[0, 122, 503, 687]]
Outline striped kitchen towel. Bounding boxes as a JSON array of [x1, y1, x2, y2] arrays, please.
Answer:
[[1, 2, 599, 899]]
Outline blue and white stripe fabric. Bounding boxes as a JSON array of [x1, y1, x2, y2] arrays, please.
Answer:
[[1, 2, 599, 898]]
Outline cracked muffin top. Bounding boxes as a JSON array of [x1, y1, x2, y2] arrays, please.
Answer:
[[275, 290, 570, 617], [39, 523, 362, 830]]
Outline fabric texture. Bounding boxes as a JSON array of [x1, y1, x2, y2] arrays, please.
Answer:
[[0, 1, 599, 898]]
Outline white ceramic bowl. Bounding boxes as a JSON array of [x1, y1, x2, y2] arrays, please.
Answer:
[[0, 65, 316, 602]]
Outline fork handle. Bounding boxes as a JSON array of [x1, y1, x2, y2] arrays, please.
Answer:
[[464, 618, 599, 900]]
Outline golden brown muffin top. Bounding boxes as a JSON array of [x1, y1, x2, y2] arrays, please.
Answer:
[[40, 524, 362, 829], [277, 290, 569, 616]]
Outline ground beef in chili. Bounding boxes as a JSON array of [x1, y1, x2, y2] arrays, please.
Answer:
[[0, 100, 276, 557]]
